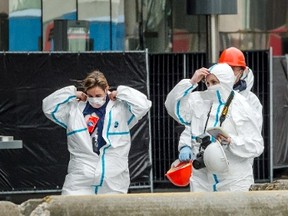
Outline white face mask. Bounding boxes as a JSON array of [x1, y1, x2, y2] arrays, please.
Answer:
[[204, 84, 222, 101], [88, 96, 106, 108], [207, 84, 221, 92]]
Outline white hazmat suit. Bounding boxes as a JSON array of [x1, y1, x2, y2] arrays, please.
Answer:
[[236, 67, 263, 131], [165, 63, 264, 192], [43, 85, 151, 195]]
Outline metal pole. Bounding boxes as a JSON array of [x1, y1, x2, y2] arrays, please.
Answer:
[[145, 48, 153, 193], [109, 0, 112, 50], [210, 14, 218, 63], [206, 15, 211, 64], [0, 189, 62, 195], [269, 46, 273, 183], [183, 53, 187, 78]]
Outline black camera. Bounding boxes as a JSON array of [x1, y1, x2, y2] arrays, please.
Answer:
[[192, 133, 211, 170]]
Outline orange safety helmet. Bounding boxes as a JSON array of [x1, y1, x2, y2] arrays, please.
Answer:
[[218, 47, 246, 69], [165, 160, 192, 187]]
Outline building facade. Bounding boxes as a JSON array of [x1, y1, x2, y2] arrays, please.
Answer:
[[0, 0, 287, 54]]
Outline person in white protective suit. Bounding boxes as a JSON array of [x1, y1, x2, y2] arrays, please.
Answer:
[[42, 70, 151, 195], [218, 47, 264, 174], [218, 46, 263, 131], [165, 63, 264, 192], [193, 47, 263, 131]]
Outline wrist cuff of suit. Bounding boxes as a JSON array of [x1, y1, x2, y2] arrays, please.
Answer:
[[179, 145, 192, 151]]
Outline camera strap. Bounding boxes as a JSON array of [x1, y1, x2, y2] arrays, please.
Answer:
[[203, 105, 212, 133], [219, 91, 235, 126], [203, 90, 235, 132]]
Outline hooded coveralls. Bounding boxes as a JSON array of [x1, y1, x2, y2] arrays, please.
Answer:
[[236, 68, 263, 177], [165, 63, 264, 192], [43, 85, 151, 195], [236, 68, 263, 131]]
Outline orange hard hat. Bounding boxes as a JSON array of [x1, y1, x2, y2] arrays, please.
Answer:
[[165, 160, 192, 187], [218, 47, 246, 69]]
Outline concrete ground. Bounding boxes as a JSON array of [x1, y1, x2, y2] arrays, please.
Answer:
[[1, 180, 288, 215], [0, 186, 189, 205], [2, 190, 288, 216], [0, 178, 287, 205]]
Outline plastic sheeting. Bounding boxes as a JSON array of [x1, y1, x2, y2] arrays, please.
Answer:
[[0, 52, 151, 192], [273, 56, 288, 168]]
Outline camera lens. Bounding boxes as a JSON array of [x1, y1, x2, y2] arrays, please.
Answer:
[[192, 153, 206, 170], [193, 160, 202, 169]]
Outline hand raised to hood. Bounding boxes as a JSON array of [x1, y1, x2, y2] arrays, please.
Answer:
[[190, 67, 210, 84]]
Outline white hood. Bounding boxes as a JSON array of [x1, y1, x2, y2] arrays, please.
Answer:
[[234, 67, 254, 97], [209, 63, 235, 90], [245, 68, 254, 92], [201, 63, 235, 102]]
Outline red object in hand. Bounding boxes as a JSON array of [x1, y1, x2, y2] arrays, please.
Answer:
[[165, 160, 192, 187], [87, 115, 99, 134]]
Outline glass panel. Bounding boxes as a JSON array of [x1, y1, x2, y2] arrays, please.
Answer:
[[0, 1, 8, 14], [68, 27, 87, 51], [126, 0, 170, 52], [172, 0, 206, 52], [0, 0, 9, 51], [219, 0, 288, 55], [111, 0, 125, 50], [42, 0, 76, 51], [67, 21, 90, 51], [142, 0, 170, 52], [9, 0, 41, 51], [251, 0, 288, 55], [124, 0, 138, 50], [78, 0, 110, 51]]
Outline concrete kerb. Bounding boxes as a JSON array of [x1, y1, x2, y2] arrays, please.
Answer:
[[19, 199, 44, 216], [0, 201, 21, 216], [250, 179, 288, 191], [18, 191, 288, 216]]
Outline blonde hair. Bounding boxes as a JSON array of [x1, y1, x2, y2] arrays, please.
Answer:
[[81, 70, 109, 92]]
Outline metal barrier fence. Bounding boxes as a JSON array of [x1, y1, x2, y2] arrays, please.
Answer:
[[149, 50, 271, 187], [244, 50, 271, 182]]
